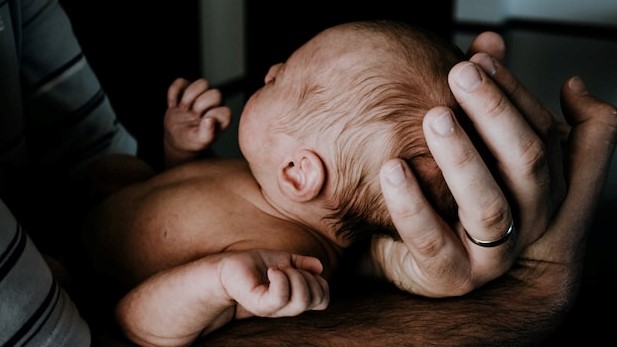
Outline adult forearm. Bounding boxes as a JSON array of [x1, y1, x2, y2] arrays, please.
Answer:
[[202, 264, 576, 347]]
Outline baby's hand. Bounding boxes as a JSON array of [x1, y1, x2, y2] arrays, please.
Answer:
[[220, 249, 329, 319], [164, 78, 232, 168]]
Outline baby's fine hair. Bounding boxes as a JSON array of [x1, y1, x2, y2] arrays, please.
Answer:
[[281, 20, 467, 241]]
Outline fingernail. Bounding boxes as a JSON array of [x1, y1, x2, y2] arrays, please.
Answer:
[[431, 110, 455, 136], [384, 161, 406, 186], [569, 76, 588, 96], [473, 53, 497, 76], [456, 63, 482, 91]]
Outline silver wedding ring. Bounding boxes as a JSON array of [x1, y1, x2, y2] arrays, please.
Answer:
[[465, 221, 515, 247]]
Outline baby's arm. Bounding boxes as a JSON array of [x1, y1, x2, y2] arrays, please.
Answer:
[[116, 249, 328, 347], [164, 78, 232, 168]]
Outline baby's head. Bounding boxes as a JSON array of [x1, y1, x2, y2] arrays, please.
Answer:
[[239, 20, 465, 243]]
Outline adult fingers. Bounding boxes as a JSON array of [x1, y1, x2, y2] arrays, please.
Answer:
[[469, 34, 567, 219], [471, 52, 565, 135], [471, 52, 568, 228], [468, 34, 566, 224], [429, 59, 570, 286], [521, 78, 617, 268], [448, 62, 532, 238], [379, 158, 472, 296], [466, 31, 506, 62], [559, 77, 617, 234], [422, 106, 515, 282]]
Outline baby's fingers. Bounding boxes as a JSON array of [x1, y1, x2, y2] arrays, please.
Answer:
[[204, 106, 232, 132], [290, 254, 323, 275], [192, 88, 224, 113], [302, 270, 329, 311], [262, 266, 329, 318], [167, 78, 190, 108], [179, 79, 210, 110], [263, 267, 291, 312]]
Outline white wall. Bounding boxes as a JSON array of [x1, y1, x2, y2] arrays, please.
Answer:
[[199, 0, 245, 86], [455, 0, 617, 27], [199, 0, 246, 158]]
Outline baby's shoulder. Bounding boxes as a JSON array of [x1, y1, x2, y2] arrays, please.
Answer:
[[237, 221, 341, 276], [225, 220, 323, 254], [162, 158, 251, 180]]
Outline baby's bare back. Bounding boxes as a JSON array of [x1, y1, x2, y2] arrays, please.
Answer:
[[83, 159, 325, 288]]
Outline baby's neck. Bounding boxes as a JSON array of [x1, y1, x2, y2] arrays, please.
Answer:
[[254, 187, 350, 250]]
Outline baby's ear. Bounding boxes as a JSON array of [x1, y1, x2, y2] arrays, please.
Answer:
[[278, 149, 325, 202]]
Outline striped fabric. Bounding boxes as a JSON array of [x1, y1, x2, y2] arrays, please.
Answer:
[[1, 0, 138, 345], [2, 0, 137, 174], [0, 201, 90, 346]]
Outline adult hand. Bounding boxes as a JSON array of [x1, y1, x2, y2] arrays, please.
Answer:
[[373, 32, 616, 297]]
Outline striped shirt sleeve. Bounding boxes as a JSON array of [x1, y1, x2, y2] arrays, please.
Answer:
[[18, 0, 137, 177], [0, 199, 90, 347]]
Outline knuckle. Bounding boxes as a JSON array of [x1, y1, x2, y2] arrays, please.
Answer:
[[540, 107, 558, 134], [387, 195, 428, 221], [450, 143, 481, 168], [397, 203, 422, 220], [482, 92, 511, 120], [413, 261, 474, 297], [412, 229, 447, 259], [501, 72, 523, 102], [475, 194, 510, 232], [432, 277, 475, 297], [517, 136, 547, 179], [599, 103, 617, 138]]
